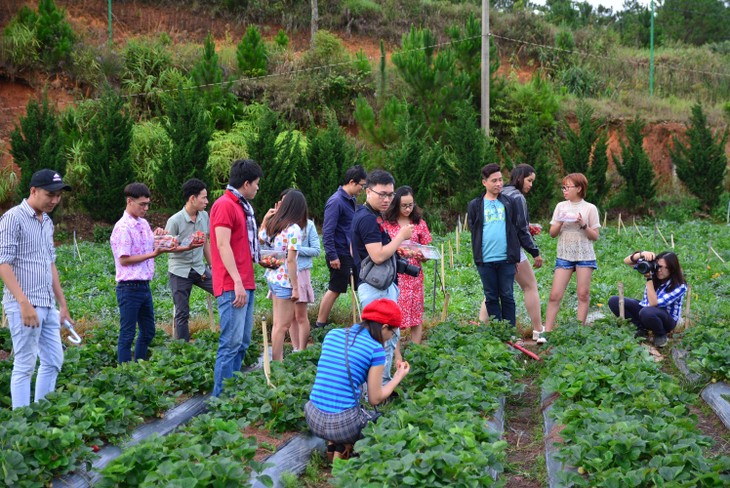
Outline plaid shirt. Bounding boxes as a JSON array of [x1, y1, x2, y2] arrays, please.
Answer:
[[641, 281, 687, 322]]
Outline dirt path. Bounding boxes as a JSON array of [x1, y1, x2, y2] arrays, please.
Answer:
[[503, 344, 545, 488]]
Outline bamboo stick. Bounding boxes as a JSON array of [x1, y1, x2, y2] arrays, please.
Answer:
[[350, 274, 359, 323], [655, 223, 669, 247], [670, 233, 674, 249], [710, 246, 726, 263], [617, 213, 622, 234], [633, 217, 644, 238], [683, 284, 692, 329], [262, 317, 274, 388], [440, 293, 450, 322], [449, 241, 454, 269], [455, 224, 460, 255], [618, 282, 625, 319], [73, 230, 83, 262], [603, 211, 607, 229]]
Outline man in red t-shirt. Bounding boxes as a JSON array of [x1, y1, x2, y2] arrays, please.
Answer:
[[210, 159, 263, 396]]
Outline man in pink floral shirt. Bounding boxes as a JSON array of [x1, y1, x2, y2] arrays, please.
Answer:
[[110, 183, 175, 363]]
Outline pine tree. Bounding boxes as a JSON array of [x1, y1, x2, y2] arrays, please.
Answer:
[[587, 130, 609, 206], [192, 33, 241, 131], [303, 113, 360, 222], [155, 90, 213, 209], [10, 94, 65, 200], [670, 103, 729, 211], [236, 25, 268, 77], [559, 101, 602, 176], [81, 87, 134, 223], [36, 0, 75, 69], [507, 112, 559, 219], [614, 116, 656, 212]]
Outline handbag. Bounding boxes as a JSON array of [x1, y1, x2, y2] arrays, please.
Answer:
[[345, 328, 382, 428], [359, 254, 397, 290]]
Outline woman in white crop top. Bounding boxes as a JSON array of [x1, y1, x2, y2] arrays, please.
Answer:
[[544, 173, 601, 334]]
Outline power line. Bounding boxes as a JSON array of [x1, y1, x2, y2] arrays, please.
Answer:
[[0, 29, 728, 116]]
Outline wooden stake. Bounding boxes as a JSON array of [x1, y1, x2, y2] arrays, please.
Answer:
[[350, 274, 359, 324], [632, 217, 644, 238], [618, 282, 625, 319], [172, 304, 177, 339], [1, 312, 6, 329], [207, 295, 216, 332], [440, 293, 450, 322], [262, 317, 274, 388], [449, 241, 454, 269], [670, 233, 674, 249], [603, 211, 607, 229], [617, 213, 622, 234], [655, 223, 669, 247], [73, 230, 83, 262], [455, 226, 460, 255], [464, 213, 468, 231]]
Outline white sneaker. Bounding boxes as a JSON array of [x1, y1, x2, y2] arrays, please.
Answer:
[[533, 329, 547, 344]]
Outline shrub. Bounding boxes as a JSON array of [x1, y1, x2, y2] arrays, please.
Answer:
[[93, 225, 113, 244], [558, 101, 602, 176], [80, 87, 134, 224], [130, 121, 170, 189], [10, 94, 66, 199], [670, 103, 729, 211], [121, 37, 174, 117], [0, 165, 19, 210], [207, 122, 251, 194], [192, 33, 242, 131], [274, 29, 289, 49], [1, 14, 39, 71], [587, 129, 609, 206], [613, 116, 656, 212], [236, 25, 268, 77], [559, 65, 602, 97]]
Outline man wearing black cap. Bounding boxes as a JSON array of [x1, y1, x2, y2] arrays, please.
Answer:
[[0, 169, 73, 409]]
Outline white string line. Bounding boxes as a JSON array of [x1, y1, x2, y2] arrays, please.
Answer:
[[0, 29, 728, 114]]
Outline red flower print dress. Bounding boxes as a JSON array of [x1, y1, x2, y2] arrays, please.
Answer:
[[382, 219, 432, 328]]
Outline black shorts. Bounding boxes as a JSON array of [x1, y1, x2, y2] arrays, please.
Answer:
[[327, 254, 356, 293]]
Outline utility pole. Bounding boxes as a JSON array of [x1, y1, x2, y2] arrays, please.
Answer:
[[107, 0, 113, 45], [649, 0, 655, 96], [481, 0, 489, 136]]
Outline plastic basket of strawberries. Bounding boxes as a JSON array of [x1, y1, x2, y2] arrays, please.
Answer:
[[154, 234, 179, 250], [397, 240, 441, 261], [529, 223, 542, 236], [259, 249, 286, 270]]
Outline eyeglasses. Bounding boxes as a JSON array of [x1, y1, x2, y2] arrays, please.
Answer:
[[370, 189, 395, 200], [359, 183, 367, 189], [561, 185, 577, 191], [131, 199, 150, 208], [400, 203, 414, 210]]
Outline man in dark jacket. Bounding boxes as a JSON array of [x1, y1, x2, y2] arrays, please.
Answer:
[[467, 164, 539, 326], [315, 165, 367, 328]]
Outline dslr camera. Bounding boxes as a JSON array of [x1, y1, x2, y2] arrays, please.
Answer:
[[396, 257, 421, 277], [634, 258, 657, 275]]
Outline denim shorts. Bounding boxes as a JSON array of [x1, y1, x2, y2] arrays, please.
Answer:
[[555, 258, 597, 270], [268, 281, 293, 299]]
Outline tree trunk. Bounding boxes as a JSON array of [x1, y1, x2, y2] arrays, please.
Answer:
[[311, 0, 318, 45]]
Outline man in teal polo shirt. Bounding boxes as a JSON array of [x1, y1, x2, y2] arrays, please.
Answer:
[[165, 178, 213, 342]]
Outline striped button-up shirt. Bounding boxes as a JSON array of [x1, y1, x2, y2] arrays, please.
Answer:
[[110, 211, 155, 282], [641, 281, 687, 323], [0, 200, 56, 308]]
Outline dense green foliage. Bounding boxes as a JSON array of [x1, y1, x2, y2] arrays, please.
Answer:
[[670, 103, 729, 211], [9, 94, 66, 198], [613, 116, 656, 212], [236, 25, 268, 77], [680, 315, 730, 383]]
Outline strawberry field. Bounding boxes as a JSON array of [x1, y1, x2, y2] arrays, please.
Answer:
[[0, 220, 728, 487]]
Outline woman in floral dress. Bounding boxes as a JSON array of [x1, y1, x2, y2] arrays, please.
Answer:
[[382, 186, 431, 344]]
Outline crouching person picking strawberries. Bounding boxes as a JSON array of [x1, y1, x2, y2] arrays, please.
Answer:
[[305, 298, 411, 460]]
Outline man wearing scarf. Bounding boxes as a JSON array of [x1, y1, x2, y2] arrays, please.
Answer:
[[210, 159, 263, 396]]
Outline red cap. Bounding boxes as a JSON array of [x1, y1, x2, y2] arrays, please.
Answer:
[[361, 298, 403, 328]]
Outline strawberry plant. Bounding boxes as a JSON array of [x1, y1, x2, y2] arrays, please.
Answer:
[[334, 323, 518, 487], [679, 314, 730, 383], [543, 319, 730, 487]]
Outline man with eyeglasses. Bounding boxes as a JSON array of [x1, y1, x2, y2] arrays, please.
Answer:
[[315, 165, 368, 329], [111, 182, 175, 363], [351, 169, 412, 385]]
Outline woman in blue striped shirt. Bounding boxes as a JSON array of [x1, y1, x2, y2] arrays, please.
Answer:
[[305, 298, 410, 460], [608, 251, 687, 348]]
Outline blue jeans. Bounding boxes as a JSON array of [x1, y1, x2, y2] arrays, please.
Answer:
[[477, 261, 517, 326], [213, 290, 255, 396], [116, 281, 156, 363], [357, 282, 399, 308], [5, 303, 64, 409]]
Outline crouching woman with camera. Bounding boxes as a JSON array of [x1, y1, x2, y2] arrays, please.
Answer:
[[305, 299, 411, 460], [608, 251, 687, 347]]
